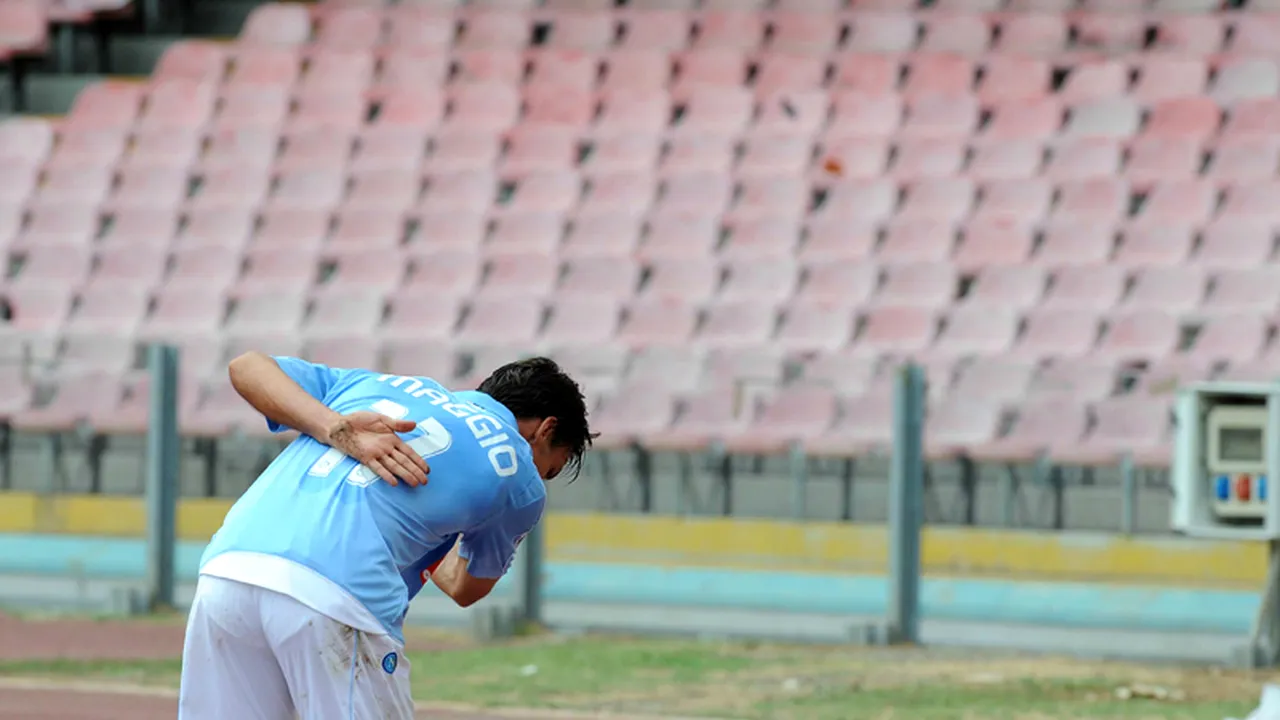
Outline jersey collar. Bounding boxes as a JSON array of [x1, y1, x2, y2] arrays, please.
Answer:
[[456, 390, 519, 430]]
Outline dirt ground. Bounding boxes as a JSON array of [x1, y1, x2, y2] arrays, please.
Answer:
[[0, 612, 664, 720]]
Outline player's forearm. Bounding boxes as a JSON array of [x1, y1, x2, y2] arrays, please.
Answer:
[[430, 543, 494, 608], [228, 352, 342, 443]]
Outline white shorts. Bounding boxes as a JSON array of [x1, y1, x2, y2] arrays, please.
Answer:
[[178, 575, 415, 720]]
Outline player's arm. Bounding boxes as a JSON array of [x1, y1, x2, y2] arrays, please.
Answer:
[[430, 498, 544, 608], [228, 352, 344, 443], [228, 352, 430, 486]]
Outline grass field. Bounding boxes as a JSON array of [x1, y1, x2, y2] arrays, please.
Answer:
[[0, 625, 1270, 720]]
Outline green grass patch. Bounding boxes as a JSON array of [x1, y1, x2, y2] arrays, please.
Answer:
[[0, 635, 1264, 719]]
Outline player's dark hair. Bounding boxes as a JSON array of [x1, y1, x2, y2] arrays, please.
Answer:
[[477, 357, 595, 480]]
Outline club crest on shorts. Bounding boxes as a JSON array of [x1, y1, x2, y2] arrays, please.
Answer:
[[381, 652, 398, 674]]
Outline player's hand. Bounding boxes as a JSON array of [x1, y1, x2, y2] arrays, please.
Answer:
[[325, 411, 431, 487]]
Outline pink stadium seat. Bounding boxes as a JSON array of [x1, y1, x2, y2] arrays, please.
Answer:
[[831, 54, 899, 95], [1130, 179, 1216, 228], [277, 127, 355, 171], [2, 283, 72, 335], [94, 244, 168, 288], [978, 57, 1049, 103], [169, 246, 242, 289], [406, 212, 488, 253], [1144, 98, 1220, 142], [1074, 13, 1146, 55], [1092, 311, 1180, 362], [852, 306, 936, 356], [890, 138, 965, 180], [738, 133, 813, 178], [801, 216, 877, 261], [805, 393, 896, 456], [0, 117, 53, 164], [696, 301, 777, 348], [523, 84, 596, 129], [32, 165, 113, 208], [562, 212, 642, 257], [503, 126, 579, 174], [16, 205, 101, 249], [644, 388, 747, 452], [953, 220, 1035, 269], [175, 207, 254, 251], [815, 179, 897, 225], [642, 257, 720, 301], [982, 99, 1062, 142], [969, 400, 1089, 463], [918, 15, 989, 54], [580, 172, 657, 216], [931, 307, 1018, 358], [63, 286, 149, 336], [227, 46, 301, 87], [951, 358, 1038, 405], [829, 93, 902, 139], [153, 41, 229, 82], [502, 170, 580, 213], [972, 179, 1052, 226], [1195, 220, 1275, 269], [997, 14, 1067, 56], [381, 290, 463, 341], [63, 82, 143, 132], [847, 12, 917, 53], [1213, 59, 1280, 106], [1053, 397, 1171, 465], [724, 385, 839, 454], [795, 261, 879, 306], [201, 127, 280, 173], [559, 256, 639, 298], [548, 11, 616, 51], [346, 169, 420, 212], [1044, 138, 1120, 181], [719, 259, 799, 303], [585, 382, 676, 450], [903, 55, 974, 99], [641, 211, 720, 258], [238, 248, 317, 292], [671, 86, 753, 135], [303, 292, 385, 339], [719, 216, 802, 259], [447, 82, 520, 131], [624, 347, 704, 394], [1131, 358, 1216, 397], [1125, 138, 1201, 188], [1040, 264, 1125, 311], [1064, 98, 1141, 139], [1133, 58, 1209, 104], [351, 129, 427, 174], [137, 80, 216, 132], [127, 127, 203, 169], [875, 263, 955, 308], [794, 352, 877, 398], [323, 252, 404, 293], [425, 131, 500, 174], [878, 219, 957, 264], [1035, 221, 1115, 266], [419, 169, 496, 213], [961, 266, 1046, 309], [383, 6, 453, 49], [224, 289, 307, 339], [755, 55, 827, 95], [1113, 224, 1194, 267], [253, 208, 330, 251], [583, 135, 661, 174], [329, 208, 405, 249], [1121, 266, 1205, 314], [100, 207, 179, 247], [1222, 98, 1280, 138], [733, 176, 809, 220], [1011, 308, 1101, 359], [111, 166, 190, 211], [663, 134, 735, 174], [1053, 178, 1129, 224], [306, 338, 381, 372], [459, 10, 529, 49], [13, 374, 127, 434], [694, 12, 762, 52], [928, 399, 1004, 458], [1201, 268, 1280, 315], [601, 50, 671, 92], [377, 50, 449, 92], [1186, 316, 1268, 363], [480, 254, 560, 297], [240, 3, 311, 47], [1206, 136, 1280, 185], [617, 298, 699, 347], [1155, 15, 1223, 55], [617, 10, 689, 51], [189, 166, 271, 212], [140, 286, 227, 338], [487, 212, 564, 256], [1220, 181, 1280, 221], [771, 11, 843, 54], [899, 95, 979, 140], [313, 8, 382, 51]]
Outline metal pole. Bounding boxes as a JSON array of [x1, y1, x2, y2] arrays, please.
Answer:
[[887, 363, 925, 645], [145, 343, 180, 612], [520, 519, 545, 627]]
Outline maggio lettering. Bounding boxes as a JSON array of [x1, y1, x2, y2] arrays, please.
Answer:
[[376, 375, 520, 478]]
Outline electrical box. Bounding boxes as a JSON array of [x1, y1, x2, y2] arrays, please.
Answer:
[[1172, 382, 1280, 540]]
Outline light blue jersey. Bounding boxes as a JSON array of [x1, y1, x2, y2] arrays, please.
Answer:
[[200, 357, 547, 643]]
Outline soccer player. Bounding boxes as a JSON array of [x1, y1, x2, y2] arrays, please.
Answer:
[[177, 352, 594, 720]]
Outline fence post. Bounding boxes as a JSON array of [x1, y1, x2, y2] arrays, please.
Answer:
[[145, 343, 180, 612], [520, 519, 545, 627], [887, 363, 925, 645]]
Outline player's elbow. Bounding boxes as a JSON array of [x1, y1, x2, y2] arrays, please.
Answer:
[[228, 351, 271, 387]]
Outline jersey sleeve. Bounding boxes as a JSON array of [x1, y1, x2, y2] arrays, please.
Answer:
[[265, 356, 349, 433], [457, 492, 545, 579]]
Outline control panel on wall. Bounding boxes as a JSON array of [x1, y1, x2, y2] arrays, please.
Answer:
[[1208, 405, 1269, 521]]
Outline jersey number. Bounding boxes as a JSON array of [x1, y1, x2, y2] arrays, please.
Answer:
[[306, 400, 453, 487]]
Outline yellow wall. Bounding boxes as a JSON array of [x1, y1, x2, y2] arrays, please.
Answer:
[[0, 493, 1264, 588]]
